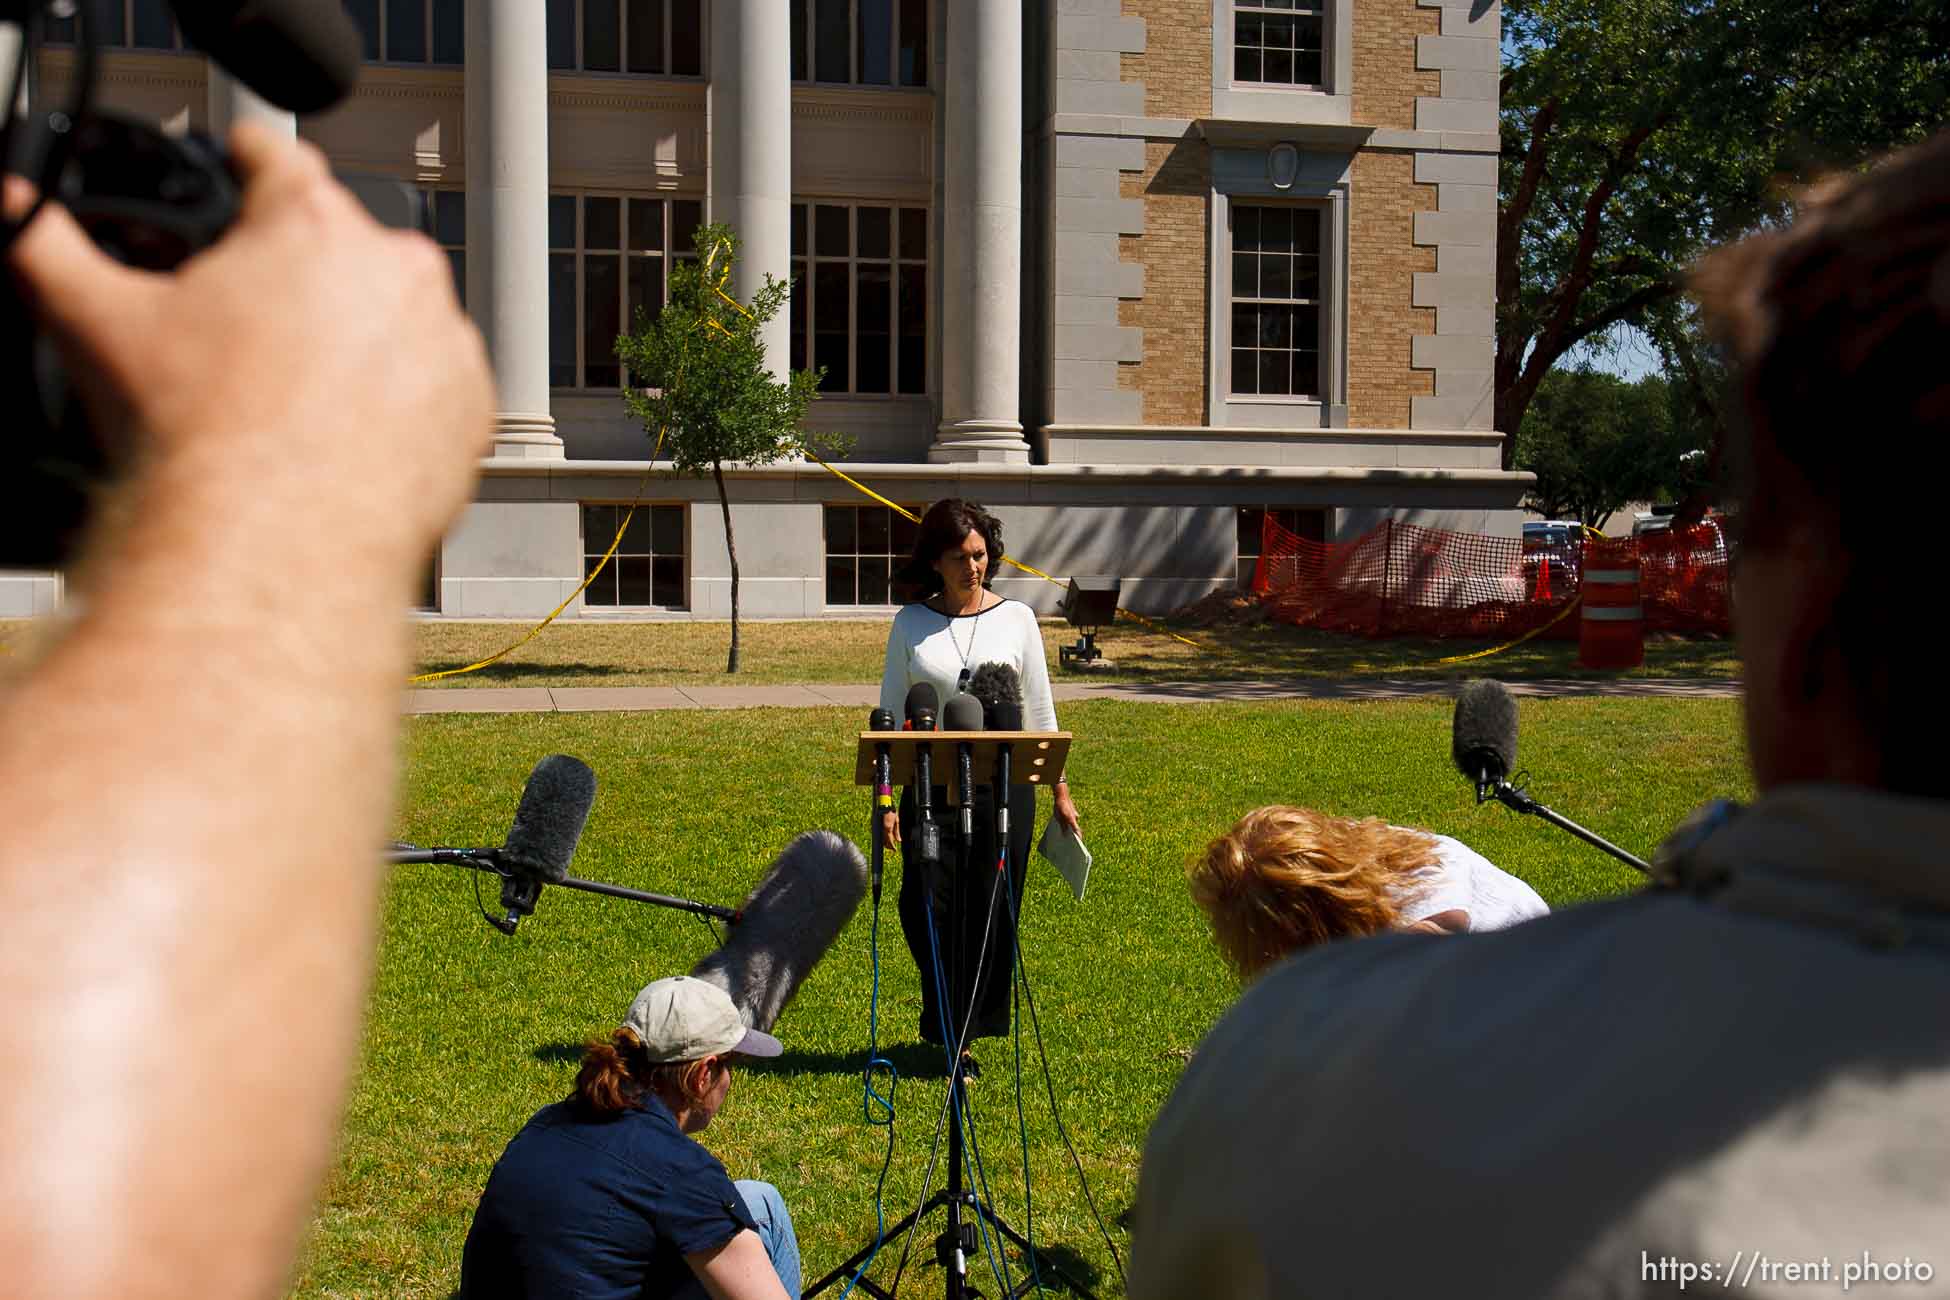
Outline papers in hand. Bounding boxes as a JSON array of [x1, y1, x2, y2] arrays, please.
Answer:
[[1038, 818, 1092, 901]]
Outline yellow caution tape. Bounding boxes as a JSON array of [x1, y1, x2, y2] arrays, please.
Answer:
[[1433, 596, 1583, 665]]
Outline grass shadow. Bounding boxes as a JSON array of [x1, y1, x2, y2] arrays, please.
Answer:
[[532, 1041, 588, 1066], [747, 1041, 955, 1081], [412, 661, 635, 684]]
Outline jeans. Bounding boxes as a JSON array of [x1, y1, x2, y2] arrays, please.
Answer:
[[671, 1179, 802, 1299]]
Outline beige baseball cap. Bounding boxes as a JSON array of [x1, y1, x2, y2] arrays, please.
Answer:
[[624, 976, 783, 1063]]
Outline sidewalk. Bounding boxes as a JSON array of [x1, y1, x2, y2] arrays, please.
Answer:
[[403, 676, 1740, 714]]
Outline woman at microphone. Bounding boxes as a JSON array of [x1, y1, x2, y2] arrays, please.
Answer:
[[1190, 805, 1548, 982], [877, 498, 1082, 1048]]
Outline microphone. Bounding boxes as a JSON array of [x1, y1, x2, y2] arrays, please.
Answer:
[[869, 707, 896, 900], [906, 683, 941, 874], [971, 663, 1024, 853], [1451, 679, 1519, 800], [499, 754, 598, 884], [171, 0, 364, 114], [691, 830, 870, 1032], [945, 692, 984, 843]]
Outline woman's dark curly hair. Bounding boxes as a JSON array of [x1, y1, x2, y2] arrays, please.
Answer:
[[896, 499, 1006, 598]]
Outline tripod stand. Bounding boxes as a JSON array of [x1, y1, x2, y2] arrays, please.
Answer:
[[812, 730, 1093, 1300]]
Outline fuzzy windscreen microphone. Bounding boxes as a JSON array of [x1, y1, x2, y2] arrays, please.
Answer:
[[968, 661, 1023, 728], [499, 755, 598, 884], [691, 830, 870, 1032], [1451, 679, 1520, 791]]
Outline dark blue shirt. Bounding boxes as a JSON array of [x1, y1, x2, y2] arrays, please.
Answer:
[[459, 1095, 758, 1300]]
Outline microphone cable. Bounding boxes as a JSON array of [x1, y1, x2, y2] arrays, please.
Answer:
[[833, 824, 900, 1300], [1005, 847, 1130, 1292]]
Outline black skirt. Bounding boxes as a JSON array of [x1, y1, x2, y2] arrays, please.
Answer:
[[896, 782, 1036, 1044]]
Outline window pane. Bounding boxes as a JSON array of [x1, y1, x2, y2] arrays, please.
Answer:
[[433, 0, 464, 62], [859, 557, 891, 606], [434, 190, 465, 247], [585, 0, 620, 70], [898, 264, 926, 394], [1294, 349, 1320, 397], [1234, 48, 1262, 82], [1261, 207, 1293, 252], [899, 0, 927, 86], [1239, 507, 1265, 554], [670, 0, 702, 74], [550, 253, 578, 386], [1262, 253, 1292, 299], [585, 254, 622, 387], [549, 194, 577, 248], [1231, 348, 1257, 395], [1260, 348, 1291, 395], [1260, 305, 1291, 349], [1296, 307, 1320, 354], [585, 196, 621, 250], [857, 264, 892, 393], [1297, 45, 1323, 86], [857, 206, 891, 259], [672, 200, 703, 254], [791, 0, 809, 79], [790, 260, 808, 373], [860, 505, 888, 553], [1293, 255, 1319, 302], [891, 508, 918, 551], [618, 555, 652, 605], [1264, 17, 1295, 49], [585, 504, 615, 548], [133, 0, 174, 48], [791, 203, 807, 256], [1232, 253, 1256, 298], [1232, 304, 1258, 348], [652, 555, 684, 607], [627, 0, 664, 72], [1264, 47, 1294, 84], [547, 0, 574, 67], [814, 0, 849, 82], [627, 257, 664, 326], [346, 0, 381, 60], [629, 197, 663, 251], [814, 262, 849, 391], [652, 505, 684, 555], [815, 205, 849, 257], [388, 0, 426, 61], [858, 0, 892, 85], [1233, 205, 1260, 251], [826, 556, 856, 605], [827, 506, 858, 552], [585, 552, 617, 605], [622, 503, 650, 552], [898, 207, 926, 260], [1235, 13, 1262, 47]]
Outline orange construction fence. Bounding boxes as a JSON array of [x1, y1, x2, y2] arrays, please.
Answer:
[[1251, 515, 1731, 641]]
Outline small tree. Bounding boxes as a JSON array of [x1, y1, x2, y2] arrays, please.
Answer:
[[616, 224, 823, 673], [1516, 367, 1694, 530]]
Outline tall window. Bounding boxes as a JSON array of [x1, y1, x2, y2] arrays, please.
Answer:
[[547, 0, 703, 75], [341, 0, 464, 64], [582, 504, 687, 608], [1233, 0, 1325, 87], [791, 203, 927, 396], [826, 505, 919, 607], [1229, 205, 1322, 399], [789, 0, 927, 86], [1238, 507, 1326, 587], [550, 194, 702, 390], [416, 188, 466, 307], [46, 0, 181, 48]]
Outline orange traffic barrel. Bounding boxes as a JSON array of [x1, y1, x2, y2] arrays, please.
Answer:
[[1579, 543, 1644, 669]]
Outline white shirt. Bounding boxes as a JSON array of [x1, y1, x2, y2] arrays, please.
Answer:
[[1396, 833, 1551, 932], [878, 598, 1059, 734]]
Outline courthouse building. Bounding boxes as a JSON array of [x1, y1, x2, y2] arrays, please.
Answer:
[[6, 0, 1520, 618]]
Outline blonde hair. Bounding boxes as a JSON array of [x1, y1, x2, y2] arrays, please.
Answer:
[[1189, 806, 1441, 980]]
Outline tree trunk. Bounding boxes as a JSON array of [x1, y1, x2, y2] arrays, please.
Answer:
[[714, 460, 740, 674]]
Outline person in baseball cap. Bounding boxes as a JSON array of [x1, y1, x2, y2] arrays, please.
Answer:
[[459, 976, 800, 1300]]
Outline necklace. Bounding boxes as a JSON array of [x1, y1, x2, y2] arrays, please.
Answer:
[[941, 595, 986, 692]]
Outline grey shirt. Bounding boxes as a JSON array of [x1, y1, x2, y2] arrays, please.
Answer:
[[1134, 786, 1950, 1298]]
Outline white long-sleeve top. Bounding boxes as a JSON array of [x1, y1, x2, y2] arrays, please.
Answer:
[[878, 599, 1060, 737]]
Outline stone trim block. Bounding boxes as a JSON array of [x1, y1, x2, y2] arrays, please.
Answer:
[[1436, 306, 1495, 336], [1413, 209, 1495, 247], [1436, 181, 1496, 212], [1440, 4, 1498, 35], [1412, 271, 1494, 309], [1440, 68, 1498, 100], [1056, 257, 1144, 297], [1415, 35, 1498, 72], [1055, 294, 1121, 325], [1055, 165, 1124, 198], [1057, 195, 1146, 234], [1415, 96, 1497, 133], [1053, 359, 1122, 389], [1411, 333, 1494, 371], [1413, 151, 1496, 185], [1411, 394, 1493, 428], [1434, 368, 1493, 398], [1055, 323, 1143, 363], [1058, 0, 1122, 13], [1050, 387, 1143, 424], [1436, 243, 1495, 275], [1056, 15, 1145, 54], [1057, 48, 1121, 81], [1053, 133, 1146, 170], [1056, 79, 1147, 117]]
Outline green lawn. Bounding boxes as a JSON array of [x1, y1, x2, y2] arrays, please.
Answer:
[[294, 695, 1749, 1297], [402, 617, 1736, 689]]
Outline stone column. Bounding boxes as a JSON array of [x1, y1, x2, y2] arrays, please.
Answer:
[[465, 0, 559, 458], [206, 66, 295, 140], [933, 0, 1027, 463], [709, 0, 791, 378]]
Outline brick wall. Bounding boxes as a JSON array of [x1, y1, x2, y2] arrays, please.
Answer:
[[1347, 148, 1436, 428], [1351, 0, 1441, 130], [1121, 0, 1212, 120], [1118, 138, 1210, 427]]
